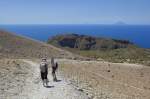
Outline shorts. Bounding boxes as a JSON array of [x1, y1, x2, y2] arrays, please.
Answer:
[[41, 72, 47, 80]]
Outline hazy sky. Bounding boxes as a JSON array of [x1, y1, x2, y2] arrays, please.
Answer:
[[0, 0, 150, 24]]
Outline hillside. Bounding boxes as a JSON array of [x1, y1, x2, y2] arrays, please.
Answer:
[[0, 30, 79, 59], [48, 33, 134, 50], [0, 30, 90, 99], [1, 31, 150, 99], [48, 33, 150, 65]]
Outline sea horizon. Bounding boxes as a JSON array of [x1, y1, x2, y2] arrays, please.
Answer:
[[0, 24, 150, 48]]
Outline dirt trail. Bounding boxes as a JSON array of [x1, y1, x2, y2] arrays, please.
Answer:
[[12, 60, 88, 99]]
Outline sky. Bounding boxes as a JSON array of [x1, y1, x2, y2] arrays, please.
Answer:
[[0, 0, 150, 24]]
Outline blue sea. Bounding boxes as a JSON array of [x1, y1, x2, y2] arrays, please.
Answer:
[[0, 24, 150, 48]]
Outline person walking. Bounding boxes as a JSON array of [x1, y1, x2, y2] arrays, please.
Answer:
[[51, 57, 58, 82], [40, 58, 48, 87]]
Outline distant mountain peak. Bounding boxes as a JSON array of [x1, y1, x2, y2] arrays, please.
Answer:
[[114, 21, 127, 25]]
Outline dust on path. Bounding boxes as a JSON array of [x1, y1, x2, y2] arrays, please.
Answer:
[[12, 60, 88, 99]]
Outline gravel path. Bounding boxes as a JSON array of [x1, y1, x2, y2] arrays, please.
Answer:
[[11, 60, 88, 99]]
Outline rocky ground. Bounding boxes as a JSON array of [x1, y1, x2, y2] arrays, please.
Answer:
[[0, 59, 31, 98]]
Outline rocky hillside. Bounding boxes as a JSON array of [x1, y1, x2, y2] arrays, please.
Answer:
[[0, 30, 78, 59], [48, 33, 134, 50], [48, 34, 150, 65]]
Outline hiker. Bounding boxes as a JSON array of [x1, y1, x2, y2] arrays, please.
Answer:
[[40, 58, 48, 87], [51, 57, 58, 82]]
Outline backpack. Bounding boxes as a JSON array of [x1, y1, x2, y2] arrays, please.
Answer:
[[40, 62, 48, 73]]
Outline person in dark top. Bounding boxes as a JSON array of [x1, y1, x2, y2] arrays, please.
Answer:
[[40, 58, 48, 87], [51, 57, 58, 82]]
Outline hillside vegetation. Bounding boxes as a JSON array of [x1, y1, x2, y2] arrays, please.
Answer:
[[0, 30, 78, 59], [48, 33, 150, 65], [48, 33, 133, 50]]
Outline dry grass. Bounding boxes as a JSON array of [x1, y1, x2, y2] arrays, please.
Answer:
[[0, 59, 30, 98], [58, 59, 150, 99], [0, 30, 79, 59]]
